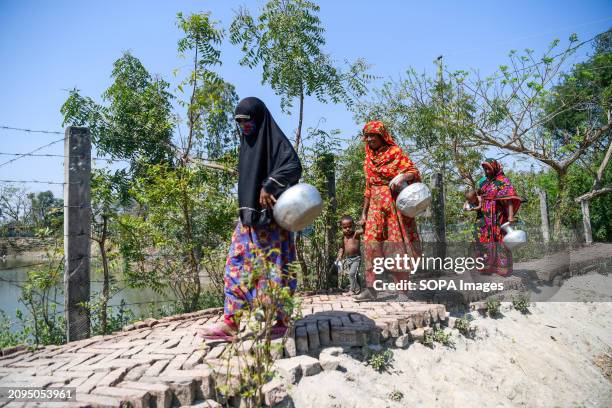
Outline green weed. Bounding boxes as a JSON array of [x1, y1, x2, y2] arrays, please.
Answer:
[[512, 295, 530, 314], [366, 349, 394, 372], [485, 298, 502, 318]]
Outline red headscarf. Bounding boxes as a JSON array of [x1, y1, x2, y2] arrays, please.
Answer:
[[479, 158, 522, 213], [363, 121, 420, 198], [481, 158, 504, 179]]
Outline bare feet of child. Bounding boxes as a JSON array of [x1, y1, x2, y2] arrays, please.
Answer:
[[354, 287, 378, 302]]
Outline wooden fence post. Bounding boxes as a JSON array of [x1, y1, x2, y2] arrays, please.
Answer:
[[64, 126, 91, 341], [316, 153, 337, 288], [536, 188, 550, 243], [430, 172, 446, 259], [580, 199, 593, 245]]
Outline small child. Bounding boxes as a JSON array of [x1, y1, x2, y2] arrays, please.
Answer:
[[463, 189, 483, 217], [336, 215, 362, 294], [464, 189, 485, 245]]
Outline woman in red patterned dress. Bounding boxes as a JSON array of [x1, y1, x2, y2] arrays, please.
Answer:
[[476, 158, 522, 276], [354, 120, 422, 302]]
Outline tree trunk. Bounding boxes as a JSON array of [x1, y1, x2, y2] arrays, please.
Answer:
[[295, 88, 304, 151], [321, 154, 337, 289], [180, 184, 200, 312], [580, 200, 593, 244], [295, 233, 308, 288], [99, 215, 109, 335], [536, 188, 550, 244], [552, 171, 568, 240], [430, 172, 446, 259], [294, 86, 308, 285]]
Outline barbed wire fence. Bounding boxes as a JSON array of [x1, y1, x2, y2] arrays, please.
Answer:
[[0, 122, 589, 343], [0, 125, 184, 342]]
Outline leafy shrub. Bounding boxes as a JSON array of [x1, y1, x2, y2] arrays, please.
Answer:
[[423, 330, 434, 348], [512, 295, 530, 314], [0, 311, 26, 349], [433, 328, 454, 347], [366, 349, 394, 372], [218, 248, 301, 407], [455, 315, 476, 338], [388, 390, 404, 401], [485, 298, 502, 318]]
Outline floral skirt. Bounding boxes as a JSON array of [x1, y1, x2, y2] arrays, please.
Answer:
[[476, 202, 512, 276], [363, 185, 421, 287], [223, 220, 297, 323], [477, 243, 512, 276]]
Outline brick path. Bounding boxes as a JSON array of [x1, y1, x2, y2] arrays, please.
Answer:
[[0, 295, 446, 408], [514, 242, 612, 283], [2, 244, 609, 407]]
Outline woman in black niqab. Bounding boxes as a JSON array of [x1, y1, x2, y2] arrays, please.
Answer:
[[235, 97, 302, 226], [199, 97, 301, 341]]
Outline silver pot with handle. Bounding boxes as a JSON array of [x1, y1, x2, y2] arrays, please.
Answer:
[[501, 222, 527, 251], [394, 180, 432, 218], [389, 174, 408, 191], [273, 183, 323, 232]]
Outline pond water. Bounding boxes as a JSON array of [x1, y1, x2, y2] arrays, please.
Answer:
[[0, 256, 179, 331]]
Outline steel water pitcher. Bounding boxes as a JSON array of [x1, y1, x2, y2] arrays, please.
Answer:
[[273, 183, 323, 232]]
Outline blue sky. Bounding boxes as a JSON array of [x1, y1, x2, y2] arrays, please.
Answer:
[[1, 0, 611, 196]]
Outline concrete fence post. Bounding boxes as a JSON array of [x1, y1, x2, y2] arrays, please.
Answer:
[[64, 126, 91, 341]]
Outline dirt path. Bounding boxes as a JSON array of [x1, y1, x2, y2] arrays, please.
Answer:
[[290, 300, 612, 408]]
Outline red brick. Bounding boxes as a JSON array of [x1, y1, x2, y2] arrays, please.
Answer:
[[119, 381, 172, 408], [76, 371, 110, 394], [144, 360, 169, 377], [98, 367, 128, 387], [93, 386, 150, 408], [76, 392, 123, 407]]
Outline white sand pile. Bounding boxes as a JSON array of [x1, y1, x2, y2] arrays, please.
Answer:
[[289, 301, 612, 407]]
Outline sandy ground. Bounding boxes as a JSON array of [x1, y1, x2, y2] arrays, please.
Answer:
[[288, 275, 612, 408]]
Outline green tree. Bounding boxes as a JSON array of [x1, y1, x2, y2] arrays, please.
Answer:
[[229, 0, 371, 150], [61, 53, 178, 328], [355, 59, 482, 188], [120, 163, 235, 311], [17, 228, 66, 347], [458, 34, 611, 238], [118, 12, 239, 311], [175, 11, 239, 162], [61, 11, 239, 315], [543, 29, 611, 151], [336, 139, 366, 221], [28, 191, 63, 231], [0, 186, 32, 236], [298, 126, 342, 289], [89, 169, 130, 334], [62, 53, 175, 171], [541, 29, 611, 240]]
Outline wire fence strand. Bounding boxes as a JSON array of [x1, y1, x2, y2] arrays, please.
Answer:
[[0, 137, 67, 169], [0, 152, 130, 163], [0, 179, 77, 185], [0, 125, 63, 135]]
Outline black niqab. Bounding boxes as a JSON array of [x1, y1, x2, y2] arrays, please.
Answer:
[[236, 97, 302, 227]]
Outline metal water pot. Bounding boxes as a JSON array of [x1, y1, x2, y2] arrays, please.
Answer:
[[389, 174, 408, 191], [395, 182, 432, 218], [273, 183, 323, 232], [501, 222, 528, 251]]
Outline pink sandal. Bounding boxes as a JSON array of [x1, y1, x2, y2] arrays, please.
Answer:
[[198, 324, 237, 342]]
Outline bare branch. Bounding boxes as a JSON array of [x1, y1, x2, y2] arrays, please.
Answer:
[[594, 121, 612, 189], [575, 185, 612, 202]]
